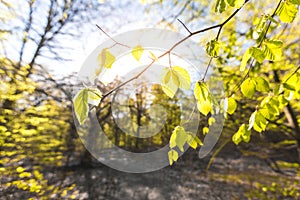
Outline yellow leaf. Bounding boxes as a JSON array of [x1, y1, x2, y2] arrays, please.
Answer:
[[97, 48, 115, 71], [131, 45, 144, 61], [168, 149, 178, 165]]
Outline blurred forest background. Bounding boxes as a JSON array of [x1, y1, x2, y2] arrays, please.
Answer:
[[0, 0, 300, 199]]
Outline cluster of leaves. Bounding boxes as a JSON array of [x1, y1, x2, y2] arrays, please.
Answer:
[[0, 58, 79, 198]]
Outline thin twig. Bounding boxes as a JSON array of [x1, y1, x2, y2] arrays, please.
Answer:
[[202, 57, 213, 82], [96, 24, 130, 48], [177, 19, 192, 34]]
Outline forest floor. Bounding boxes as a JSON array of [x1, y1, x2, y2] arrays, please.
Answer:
[[1, 142, 300, 200], [49, 143, 300, 200]]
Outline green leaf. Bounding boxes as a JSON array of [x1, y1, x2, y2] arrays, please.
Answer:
[[250, 47, 265, 63], [240, 48, 252, 71], [226, 0, 244, 8], [241, 78, 256, 98], [169, 126, 188, 152], [208, 117, 216, 126], [253, 15, 268, 40], [131, 45, 144, 61], [226, 97, 237, 115], [164, 70, 171, 84], [194, 82, 210, 102], [73, 89, 89, 125], [194, 82, 213, 116], [248, 110, 268, 132], [172, 66, 191, 90], [206, 39, 220, 57], [97, 48, 115, 70], [276, 1, 298, 23], [168, 149, 178, 165], [283, 82, 296, 91], [263, 39, 283, 61], [203, 127, 209, 134], [254, 77, 270, 92], [215, 0, 226, 13], [197, 101, 213, 116], [16, 167, 25, 173], [161, 66, 191, 98], [187, 134, 203, 149], [290, 0, 300, 5], [87, 88, 102, 106], [232, 124, 251, 145]]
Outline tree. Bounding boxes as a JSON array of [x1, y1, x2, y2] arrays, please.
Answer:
[[73, 0, 300, 165]]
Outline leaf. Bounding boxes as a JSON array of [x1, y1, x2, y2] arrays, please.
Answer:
[[169, 126, 188, 152], [206, 39, 220, 57], [241, 78, 256, 98], [240, 48, 252, 71], [87, 88, 102, 106], [248, 110, 268, 132], [250, 47, 265, 63], [253, 15, 268, 40], [197, 101, 213, 116], [208, 117, 216, 126], [203, 127, 209, 135], [276, 1, 298, 23], [162, 83, 178, 98], [283, 82, 296, 91], [194, 82, 210, 101], [263, 39, 283, 61], [187, 134, 203, 149], [290, 0, 300, 5], [164, 70, 171, 84], [232, 124, 251, 145], [215, 0, 227, 13], [161, 68, 178, 98], [172, 66, 191, 90], [226, 0, 244, 8], [161, 66, 191, 98], [168, 149, 178, 166], [254, 77, 270, 92], [16, 167, 25, 173], [194, 82, 213, 116], [131, 45, 144, 61], [97, 48, 115, 70], [73, 89, 89, 125], [226, 97, 237, 115]]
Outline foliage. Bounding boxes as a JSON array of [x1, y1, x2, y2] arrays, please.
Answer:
[[73, 0, 300, 168]]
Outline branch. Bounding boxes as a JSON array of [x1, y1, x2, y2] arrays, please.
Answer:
[[98, 0, 250, 102], [96, 24, 130, 48], [229, 0, 283, 97]]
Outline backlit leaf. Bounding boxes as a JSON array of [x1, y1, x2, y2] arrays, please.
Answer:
[[131, 45, 144, 61], [226, 0, 244, 8], [97, 48, 115, 70], [263, 39, 283, 61], [241, 78, 256, 98], [73, 88, 89, 125], [240, 48, 252, 71], [172, 66, 191, 90], [276, 1, 298, 23], [254, 77, 270, 92], [168, 149, 178, 165], [87, 88, 102, 106], [215, 0, 227, 13], [226, 97, 237, 115], [232, 124, 251, 145], [206, 39, 220, 57]]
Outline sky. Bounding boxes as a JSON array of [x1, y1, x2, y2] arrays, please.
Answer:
[[1, 0, 225, 82]]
